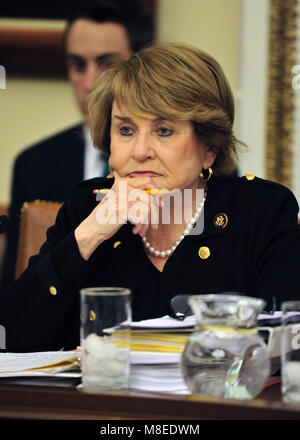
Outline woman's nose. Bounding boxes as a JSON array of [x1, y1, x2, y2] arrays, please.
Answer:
[[131, 133, 155, 161]]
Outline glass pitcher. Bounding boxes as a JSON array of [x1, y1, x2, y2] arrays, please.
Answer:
[[180, 294, 270, 399]]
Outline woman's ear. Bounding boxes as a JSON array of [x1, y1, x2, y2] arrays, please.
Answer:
[[203, 148, 217, 170]]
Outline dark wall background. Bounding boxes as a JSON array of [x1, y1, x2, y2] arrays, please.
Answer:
[[0, 0, 155, 19]]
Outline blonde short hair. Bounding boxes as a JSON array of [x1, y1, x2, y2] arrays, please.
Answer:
[[88, 43, 239, 175]]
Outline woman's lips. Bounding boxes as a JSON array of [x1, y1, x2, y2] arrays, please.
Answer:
[[129, 171, 161, 177]]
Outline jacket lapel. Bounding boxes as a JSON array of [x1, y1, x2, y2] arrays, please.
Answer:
[[188, 175, 236, 242]]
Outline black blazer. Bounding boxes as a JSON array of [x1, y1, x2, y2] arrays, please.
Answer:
[[0, 174, 299, 353], [1, 124, 85, 287]]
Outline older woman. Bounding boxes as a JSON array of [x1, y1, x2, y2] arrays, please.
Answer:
[[1, 43, 299, 352]]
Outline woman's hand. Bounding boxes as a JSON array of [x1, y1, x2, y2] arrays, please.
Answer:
[[74, 171, 163, 260]]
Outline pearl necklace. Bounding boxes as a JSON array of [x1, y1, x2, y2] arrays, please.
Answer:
[[142, 195, 206, 258]]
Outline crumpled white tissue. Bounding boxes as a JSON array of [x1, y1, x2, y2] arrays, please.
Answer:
[[83, 333, 129, 387]]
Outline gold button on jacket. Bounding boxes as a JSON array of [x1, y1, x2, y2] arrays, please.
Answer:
[[89, 310, 96, 321], [49, 286, 57, 296], [198, 246, 210, 259], [246, 172, 255, 181]]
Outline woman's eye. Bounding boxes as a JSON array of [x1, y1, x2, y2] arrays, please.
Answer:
[[120, 126, 133, 136], [158, 127, 172, 136]]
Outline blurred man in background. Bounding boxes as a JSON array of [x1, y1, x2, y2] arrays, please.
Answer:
[[1, 0, 154, 287]]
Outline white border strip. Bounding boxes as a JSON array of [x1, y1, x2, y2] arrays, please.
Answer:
[[292, 0, 300, 204], [236, 0, 270, 178]]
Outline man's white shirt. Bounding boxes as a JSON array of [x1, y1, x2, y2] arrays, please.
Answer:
[[83, 125, 108, 180]]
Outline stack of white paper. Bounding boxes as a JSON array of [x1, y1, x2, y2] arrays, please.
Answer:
[[130, 314, 196, 330], [126, 316, 192, 394], [130, 351, 189, 394], [0, 351, 81, 377]]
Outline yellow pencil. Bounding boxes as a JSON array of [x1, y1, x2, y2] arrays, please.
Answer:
[[93, 188, 169, 195]]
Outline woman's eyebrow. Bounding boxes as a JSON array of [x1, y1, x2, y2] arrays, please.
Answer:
[[113, 115, 134, 123], [113, 115, 168, 123]]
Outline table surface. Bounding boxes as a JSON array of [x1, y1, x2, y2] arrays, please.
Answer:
[[0, 380, 299, 420]]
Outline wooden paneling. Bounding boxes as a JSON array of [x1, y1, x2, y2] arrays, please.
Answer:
[[0, 0, 156, 77], [0, 28, 66, 77]]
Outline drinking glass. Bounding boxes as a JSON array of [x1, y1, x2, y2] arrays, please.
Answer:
[[281, 301, 300, 404], [80, 287, 131, 391]]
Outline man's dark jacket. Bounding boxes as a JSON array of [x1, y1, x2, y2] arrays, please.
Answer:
[[1, 124, 85, 287]]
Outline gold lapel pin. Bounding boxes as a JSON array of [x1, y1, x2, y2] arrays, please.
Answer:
[[213, 213, 229, 229]]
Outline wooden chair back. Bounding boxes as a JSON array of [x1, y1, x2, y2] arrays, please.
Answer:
[[0, 204, 8, 277], [15, 200, 62, 278]]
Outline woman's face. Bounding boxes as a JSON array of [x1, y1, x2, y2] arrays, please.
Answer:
[[109, 100, 216, 191]]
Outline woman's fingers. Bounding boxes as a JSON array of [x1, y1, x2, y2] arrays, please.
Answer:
[[103, 173, 165, 236], [76, 172, 165, 259], [130, 192, 162, 238], [149, 194, 160, 230]]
